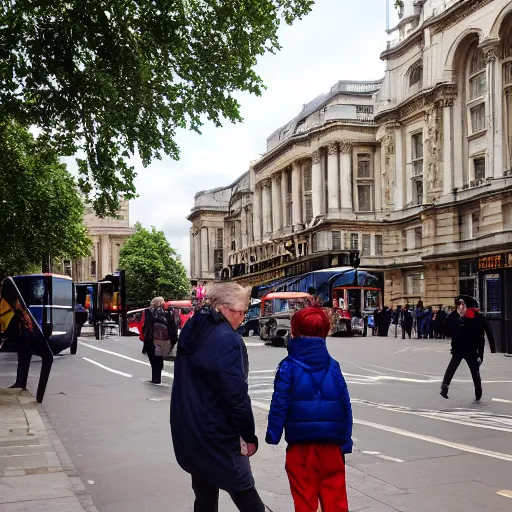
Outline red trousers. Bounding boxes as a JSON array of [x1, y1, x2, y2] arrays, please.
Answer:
[[285, 444, 348, 512]]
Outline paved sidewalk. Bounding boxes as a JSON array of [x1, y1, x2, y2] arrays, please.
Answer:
[[0, 388, 98, 512]]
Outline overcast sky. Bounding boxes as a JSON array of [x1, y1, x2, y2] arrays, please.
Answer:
[[128, 0, 396, 274]]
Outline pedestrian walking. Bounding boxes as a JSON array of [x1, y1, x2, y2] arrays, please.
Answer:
[[266, 305, 352, 512], [142, 297, 175, 384], [440, 295, 497, 402], [434, 305, 446, 339], [401, 305, 413, 339], [415, 301, 427, 339], [392, 306, 402, 338], [170, 283, 266, 512]]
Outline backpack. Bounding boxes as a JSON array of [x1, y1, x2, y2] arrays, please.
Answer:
[[152, 307, 171, 357]]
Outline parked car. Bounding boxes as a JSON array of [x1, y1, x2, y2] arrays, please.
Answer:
[[259, 292, 313, 347], [237, 302, 261, 337]]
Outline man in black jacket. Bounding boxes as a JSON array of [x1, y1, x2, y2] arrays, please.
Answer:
[[440, 295, 496, 402]]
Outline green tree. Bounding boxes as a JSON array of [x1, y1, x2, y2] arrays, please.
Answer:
[[119, 223, 189, 308], [0, 0, 313, 216], [0, 120, 91, 279]]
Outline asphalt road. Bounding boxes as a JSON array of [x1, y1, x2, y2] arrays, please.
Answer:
[[1, 332, 512, 511]]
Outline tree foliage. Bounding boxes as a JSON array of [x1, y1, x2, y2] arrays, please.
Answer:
[[119, 223, 189, 308], [0, 120, 91, 279], [0, 0, 313, 216]]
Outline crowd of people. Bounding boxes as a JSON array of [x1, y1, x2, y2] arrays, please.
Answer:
[[135, 283, 497, 511], [370, 301, 456, 340]]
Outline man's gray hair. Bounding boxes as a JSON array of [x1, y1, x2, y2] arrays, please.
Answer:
[[207, 283, 250, 310], [150, 296, 165, 307]]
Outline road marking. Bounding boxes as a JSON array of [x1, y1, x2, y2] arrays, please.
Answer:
[[79, 342, 174, 378], [355, 418, 512, 462], [353, 399, 512, 433], [362, 451, 380, 455], [497, 490, 512, 498], [360, 362, 437, 378], [493, 398, 512, 404], [250, 388, 275, 395], [245, 342, 266, 347], [376, 454, 404, 463], [250, 370, 276, 374], [83, 357, 132, 378], [250, 400, 512, 462]]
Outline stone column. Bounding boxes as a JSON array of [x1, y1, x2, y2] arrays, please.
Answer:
[[262, 180, 272, 239], [281, 170, 288, 228], [443, 103, 454, 196], [201, 227, 209, 277], [484, 44, 498, 178], [100, 234, 110, 278], [190, 232, 195, 278], [327, 142, 340, 213], [208, 227, 216, 273], [271, 173, 282, 236], [311, 150, 322, 218], [241, 206, 248, 249], [253, 186, 261, 244], [339, 142, 352, 210], [194, 232, 201, 278], [291, 162, 302, 230], [394, 127, 404, 209]]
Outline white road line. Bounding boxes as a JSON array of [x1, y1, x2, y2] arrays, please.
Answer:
[[354, 418, 512, 462], [249, 383, 275, 389], [250, 370, 276, 374], [245, 342, 266, 347], [249, 388, 275, 395], [248, 376, 276, 381], [250, 400, 512, 463], [376, 454, 404, 463], [493, 398, 512, 404], [79, 341, 174, 378], [83, 357, 133, 378], [362, 362, 437, 379]]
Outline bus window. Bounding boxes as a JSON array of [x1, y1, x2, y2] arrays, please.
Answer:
[[52, 278, 73, 307], [14, 276, 45, 306], [112, 292, 120, 312], [364, 290, 379, 309]]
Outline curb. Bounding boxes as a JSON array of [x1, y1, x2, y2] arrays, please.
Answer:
[[37, 405, 100, 512]]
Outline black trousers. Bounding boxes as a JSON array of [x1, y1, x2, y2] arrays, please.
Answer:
[[402, 327, 412, 339], [144, 340, 163, 384], [442, 354, 482, 399], [191, 475, 265, 512], [14, 338, 33, 389]]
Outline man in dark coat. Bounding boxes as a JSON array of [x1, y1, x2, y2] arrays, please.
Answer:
[[401, 305, 413, 339], [440, 295, 496, 402], [170, 283, 266, 512], [434, 305, 447, 339]]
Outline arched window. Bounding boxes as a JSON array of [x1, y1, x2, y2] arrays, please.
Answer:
[[466, 46, 487, 139], [409, 63, 423, 88]]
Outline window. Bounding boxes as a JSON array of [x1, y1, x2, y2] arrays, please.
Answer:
[[470, 104, 486, 133], [357, 185, 372, 212], [216, 229, 223, 249], [357, 154, 371, 178], [362, 234, 371, 255], [414, 227, 422, 249], [305, 196, 313, 223], [91, 260, 96, 277], [472, 212, 480, 237], [402, 230, 407, 251], [467, 47, 487, 138], [473, 157, 485, 181], [356, 153, 374, 212], [411, 132, 423, 176], [332, 231, 342, 251], [52, 278, 73, 307], [411, 132, 423, 205], [350, 233, 359, 250], [414, 179, 423, 206], [303, 164, 312, 192], [409, 64, 423, 87], [230, 223, 235, 237], [405, 272, 424, 295], [374, 235, 383, 256]]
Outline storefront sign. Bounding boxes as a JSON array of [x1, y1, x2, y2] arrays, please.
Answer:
[[478, 252, 512, 270]]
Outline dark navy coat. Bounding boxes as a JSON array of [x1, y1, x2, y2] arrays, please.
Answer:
[[265, 336, 353, 454], [170, 307, 257, 492]]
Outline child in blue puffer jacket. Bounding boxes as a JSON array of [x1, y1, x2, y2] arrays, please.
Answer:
[[265, 306, 353, 512]]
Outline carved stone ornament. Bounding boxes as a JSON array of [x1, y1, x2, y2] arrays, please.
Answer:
[[484, 46, 498, 64], [311, 151, 321, 164], [424, 106, 443, 192], [339, 142, 352, 154], [327, 142, 338, 156], [381, 131, 395, 205], [261, 178, 271, 189]]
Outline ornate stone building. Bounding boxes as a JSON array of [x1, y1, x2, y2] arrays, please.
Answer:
[[189, 0, 512, 350], [54, 200, 135, 282]]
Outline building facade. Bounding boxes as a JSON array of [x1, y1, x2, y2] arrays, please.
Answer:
[[54, 200, 135, 282], [190, 0, 512, 351]]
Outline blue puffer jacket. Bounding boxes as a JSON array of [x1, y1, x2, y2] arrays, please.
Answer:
[[265, 336, 353, 454]]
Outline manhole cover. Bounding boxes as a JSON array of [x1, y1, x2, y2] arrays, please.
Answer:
[[497, 490, 512, 499]]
